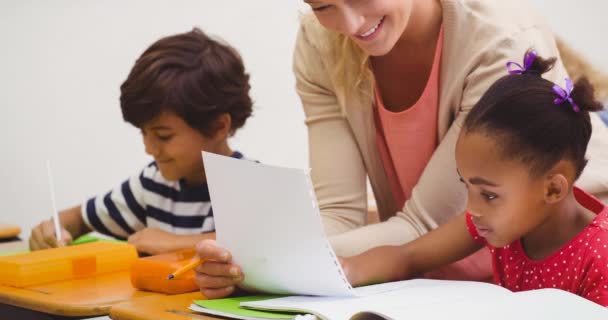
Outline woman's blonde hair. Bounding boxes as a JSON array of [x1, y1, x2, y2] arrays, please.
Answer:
[[320, 23, 608, 103], [297, 10, 372, 99], [329, 33, 374, 97], [557, 38, 608, 101]]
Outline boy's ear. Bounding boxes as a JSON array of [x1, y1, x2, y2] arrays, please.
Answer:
[[211, 113, 232, 141]]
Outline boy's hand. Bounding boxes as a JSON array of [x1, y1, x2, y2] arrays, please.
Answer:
[[29, 219, 73, 250], [127, 227, 180, 255], [194, 239, 243, 299]]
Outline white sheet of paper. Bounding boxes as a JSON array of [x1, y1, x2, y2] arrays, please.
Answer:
[[243, 280, 608, 320], [353, 287, 608, 320], [203, 152, 354, 296], [241, 279, 512, 320]]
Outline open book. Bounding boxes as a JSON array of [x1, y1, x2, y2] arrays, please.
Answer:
[[190, 279, 607, 320]]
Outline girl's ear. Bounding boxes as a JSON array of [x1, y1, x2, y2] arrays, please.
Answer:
[[543, 160, 576, 204], [544, 174, 568, 204]]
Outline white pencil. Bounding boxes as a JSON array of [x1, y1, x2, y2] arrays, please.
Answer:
[[46, 160, 62, 242]]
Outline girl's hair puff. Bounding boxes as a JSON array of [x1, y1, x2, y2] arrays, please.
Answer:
[[463, 50, 603, 179]]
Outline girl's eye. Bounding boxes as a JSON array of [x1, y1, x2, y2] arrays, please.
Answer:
[[312, 5, 332, 11], [481, 192, 498, 201]]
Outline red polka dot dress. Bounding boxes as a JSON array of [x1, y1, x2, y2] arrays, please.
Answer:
[[466, 187, 608, 306]]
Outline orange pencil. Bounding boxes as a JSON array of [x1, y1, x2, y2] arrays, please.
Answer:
[[167, 257, 201, 280]]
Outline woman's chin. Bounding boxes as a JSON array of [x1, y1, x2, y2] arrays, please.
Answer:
[[355, 39, 395, 57]]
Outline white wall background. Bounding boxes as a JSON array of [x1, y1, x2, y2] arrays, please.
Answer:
[[1, 0, 606, 239]]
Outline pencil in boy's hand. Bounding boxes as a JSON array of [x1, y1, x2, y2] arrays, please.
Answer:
[[46, 160, 62, 242], [167, 257, 201, 280]]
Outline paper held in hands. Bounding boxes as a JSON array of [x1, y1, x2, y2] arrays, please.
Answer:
[[203, 152, 354, 297]]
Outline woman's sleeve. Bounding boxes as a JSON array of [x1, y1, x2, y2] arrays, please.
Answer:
[[328, 26, 569, 257], [293, 23, 368, 236]]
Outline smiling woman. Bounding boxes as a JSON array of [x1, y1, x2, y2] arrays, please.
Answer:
[[193, 0, 608, 300], [293, 0, 608, 256]]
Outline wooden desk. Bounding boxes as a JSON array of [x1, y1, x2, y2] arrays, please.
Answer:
[[110, 292, 218, 320], [0, 268, 159, 318]]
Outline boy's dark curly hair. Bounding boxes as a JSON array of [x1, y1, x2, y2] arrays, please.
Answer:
[[120, 27, 253, 136]]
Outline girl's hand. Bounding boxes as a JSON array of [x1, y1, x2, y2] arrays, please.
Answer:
[[194, 239, 243, 299], [339, 255, 378, 287], [340, 246, 410, 287], [338, 256, 361, 286]]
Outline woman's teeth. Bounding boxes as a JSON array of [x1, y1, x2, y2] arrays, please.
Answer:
[[359, 17, 383, 37]]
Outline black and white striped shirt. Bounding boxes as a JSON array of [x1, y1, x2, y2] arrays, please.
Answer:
[[81, 151, 244, 239]]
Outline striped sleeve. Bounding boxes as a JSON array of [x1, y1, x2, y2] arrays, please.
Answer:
[[81, 167, 149, 239]]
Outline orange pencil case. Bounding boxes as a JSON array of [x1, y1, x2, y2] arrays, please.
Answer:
[[0, 242, 137, 287], [130, 249, 199, 294]]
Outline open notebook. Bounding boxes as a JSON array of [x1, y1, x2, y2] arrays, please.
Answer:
[[190, 279, 608, 320]]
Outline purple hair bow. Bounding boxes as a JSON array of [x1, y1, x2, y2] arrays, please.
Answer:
[[553, 78, 580, 112], [506, 50, 537, 75]]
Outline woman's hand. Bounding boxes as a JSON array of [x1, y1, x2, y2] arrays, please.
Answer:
[[194, 239, 244, 299]]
